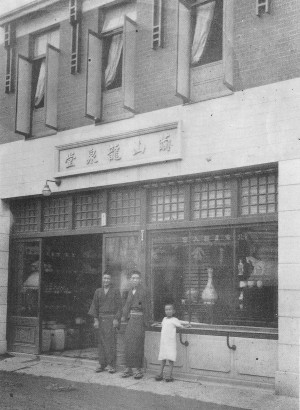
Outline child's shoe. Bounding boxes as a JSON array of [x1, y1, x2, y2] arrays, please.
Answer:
[[155, 374, 163, 381]]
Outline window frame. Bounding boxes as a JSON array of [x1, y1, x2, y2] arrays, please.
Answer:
[[176, 0, 234, 103], [85, 9, 137, 121], [15, 27, 60, 137]]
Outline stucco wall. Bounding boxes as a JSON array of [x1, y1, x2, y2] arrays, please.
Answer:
[[0, 78, 300, 199], [0, 79, 300, 396]]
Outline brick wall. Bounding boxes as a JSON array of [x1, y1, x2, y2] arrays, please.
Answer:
[[134, 0, 182, 114], [0, 0, 300, 143], [234, 0, 300, 90], [56, 9, 97, 131]]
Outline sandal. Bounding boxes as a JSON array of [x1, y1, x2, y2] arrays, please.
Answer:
[[155, 375, 163, 381], [133, 371, 143, 379], [121, 369, 133, 378], [107, 366, 116, 374], [165, 376, 174, 382], [95, 365, 106, 373]]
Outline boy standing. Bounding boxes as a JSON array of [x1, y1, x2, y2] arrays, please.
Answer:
[[121, 270, 150, 379], [88, 272, 122, 373]]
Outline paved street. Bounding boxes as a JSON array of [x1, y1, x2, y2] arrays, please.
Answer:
[[0, 355, 298, 410], [0, 371, 247, 410]]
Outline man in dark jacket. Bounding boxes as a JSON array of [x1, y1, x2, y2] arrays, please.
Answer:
[[88, 272, 122, 373], [121, 270, 150, 379]]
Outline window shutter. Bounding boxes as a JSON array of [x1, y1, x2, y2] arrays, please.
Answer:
[[45, 44, 60, 130], [176, 0, 191, 103], [223, 0, 234, 91], [15, 55, 32, 137], [85, 30, 102, 121], [123, 16, 137, 113]]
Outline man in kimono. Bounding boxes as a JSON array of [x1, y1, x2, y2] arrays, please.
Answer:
[[121, 270, 150, 379], [88, 272, 122, 373]]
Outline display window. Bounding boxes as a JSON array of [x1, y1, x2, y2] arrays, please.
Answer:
[[150, 224, 277, 328]]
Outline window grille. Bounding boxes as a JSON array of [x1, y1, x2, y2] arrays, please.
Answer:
[[74, 192, 104, 228], [192, 179, 232, 219], [4, 23, 15, 94], [69, 0, 81, 24], [5, 47, 13, 94], [148, 185, 185, 222], [71, 23, 80, 74], [43, 197, 70, 231], [256, 0, 269, 16], [13, 200, 38, 233], [108, 188, 141, 225], [240, 173, 277, 215], [152, 0, 162, 49]]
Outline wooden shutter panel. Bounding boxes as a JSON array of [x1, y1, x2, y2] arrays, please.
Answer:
[[223, 0, 234, 91], [85, 30, 102, 121], [123, 16, 137, 113], [15, 55, 32, 137], [45, 44, 60, 130], [176, 0, 191, 102]]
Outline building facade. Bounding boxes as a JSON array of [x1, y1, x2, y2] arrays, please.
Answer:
[[0, 0, 299, 397]]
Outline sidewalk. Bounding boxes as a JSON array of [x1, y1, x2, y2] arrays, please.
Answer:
[[0, 353, 298, 410]]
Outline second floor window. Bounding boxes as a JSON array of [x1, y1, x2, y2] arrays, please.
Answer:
[[33, 30, 60, 110], [191, 0, 223, 66], [15, 28, 60, 137], [103, 32, 123, 90], [85, 3, 137, 120]]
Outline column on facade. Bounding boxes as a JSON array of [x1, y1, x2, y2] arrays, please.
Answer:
[[0, 200, 10, 354], [276, 159, 300, 398]]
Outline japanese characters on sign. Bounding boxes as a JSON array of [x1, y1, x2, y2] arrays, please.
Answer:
[[56, 123, 181, 176]]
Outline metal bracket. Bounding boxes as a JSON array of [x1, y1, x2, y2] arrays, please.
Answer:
[[179, 332, 189, 347], [226, 333, 236, 351]]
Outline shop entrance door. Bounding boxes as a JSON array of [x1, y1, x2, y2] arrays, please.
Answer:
[[8, 240, 42, 354], [103, 233, 142, 302], [103, 232, 142, 366]]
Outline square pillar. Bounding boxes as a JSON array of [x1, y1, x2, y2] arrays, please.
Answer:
[[0, 200, 11, 354], [276, 160, 300, 397]]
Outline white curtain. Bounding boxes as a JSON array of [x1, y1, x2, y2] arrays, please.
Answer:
[[191, 1, 216, 65], [34, 59, 46, 107], [105, 33, 123, 88]]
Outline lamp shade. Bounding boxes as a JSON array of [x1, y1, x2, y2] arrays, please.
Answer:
[[42, 182, 51, 196]]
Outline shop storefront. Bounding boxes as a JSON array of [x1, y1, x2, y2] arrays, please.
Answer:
[[7, 166, 278, 381]]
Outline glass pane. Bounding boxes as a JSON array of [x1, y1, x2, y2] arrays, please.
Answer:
[[104, 235, 141, 303], [151, 229, 234, 324], [12, 199, 38, 233], [11, 242, 40, 317], [151, 232, 189, 321], [236, 225, 278, 327], [188, 229, 234, 324], [240, 173, 277, 216], [148, 185, 185, 223], [75, 192, 104, 228], [108, 188, 141, 225], [192, 180, 232, 220], [43, 197, 70, 231]]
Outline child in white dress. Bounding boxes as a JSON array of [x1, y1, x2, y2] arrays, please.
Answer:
[[155, 303, 190, 382]]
